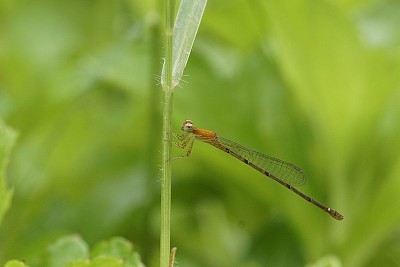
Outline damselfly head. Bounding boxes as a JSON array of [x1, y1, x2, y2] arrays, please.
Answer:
[[182, 120, 194, 132]]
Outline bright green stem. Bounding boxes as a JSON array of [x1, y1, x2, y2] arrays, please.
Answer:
[[160, 0, 174, 266], [160, 90, 173, 267], [160, 0, 206, 265]]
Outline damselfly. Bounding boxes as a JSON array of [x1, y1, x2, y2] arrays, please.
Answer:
[[172, 119, 344, 220]]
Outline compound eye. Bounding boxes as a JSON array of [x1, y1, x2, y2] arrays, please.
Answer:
[[181, 119, 194, 132]]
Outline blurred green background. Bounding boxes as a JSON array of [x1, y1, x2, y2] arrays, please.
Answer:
[[1, 0, 400, 266]]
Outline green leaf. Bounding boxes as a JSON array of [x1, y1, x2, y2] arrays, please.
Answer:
[[91, 237, 144, 267], [0, 119, 16, 224], [45, 235, 89, 267], [306, 255, 343, 267], [4, 260, 30, 267], [3, 235, 144, 267], [161, 0, 208, 87], [64, 260, 90, 267], [65, 258, 122, 267]]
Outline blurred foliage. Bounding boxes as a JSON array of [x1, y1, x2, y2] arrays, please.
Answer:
[[0, 0, 400, 267], [3, 235, 144, 267], [0, 119, 16, 224]]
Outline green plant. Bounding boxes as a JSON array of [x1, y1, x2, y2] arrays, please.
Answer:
[[0, 120, 15, 224], [160, 0, 207, 266], [3, 235, 144, 267]]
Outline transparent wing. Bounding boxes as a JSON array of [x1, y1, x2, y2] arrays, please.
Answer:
[[218, 137, 306, 187]]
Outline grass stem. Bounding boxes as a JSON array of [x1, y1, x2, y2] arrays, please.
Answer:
[[160, 0, 174, 266]]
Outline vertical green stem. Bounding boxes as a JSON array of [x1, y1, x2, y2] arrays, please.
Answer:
[[160, 0, 174, 266], [160, 90, 173, 267]]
